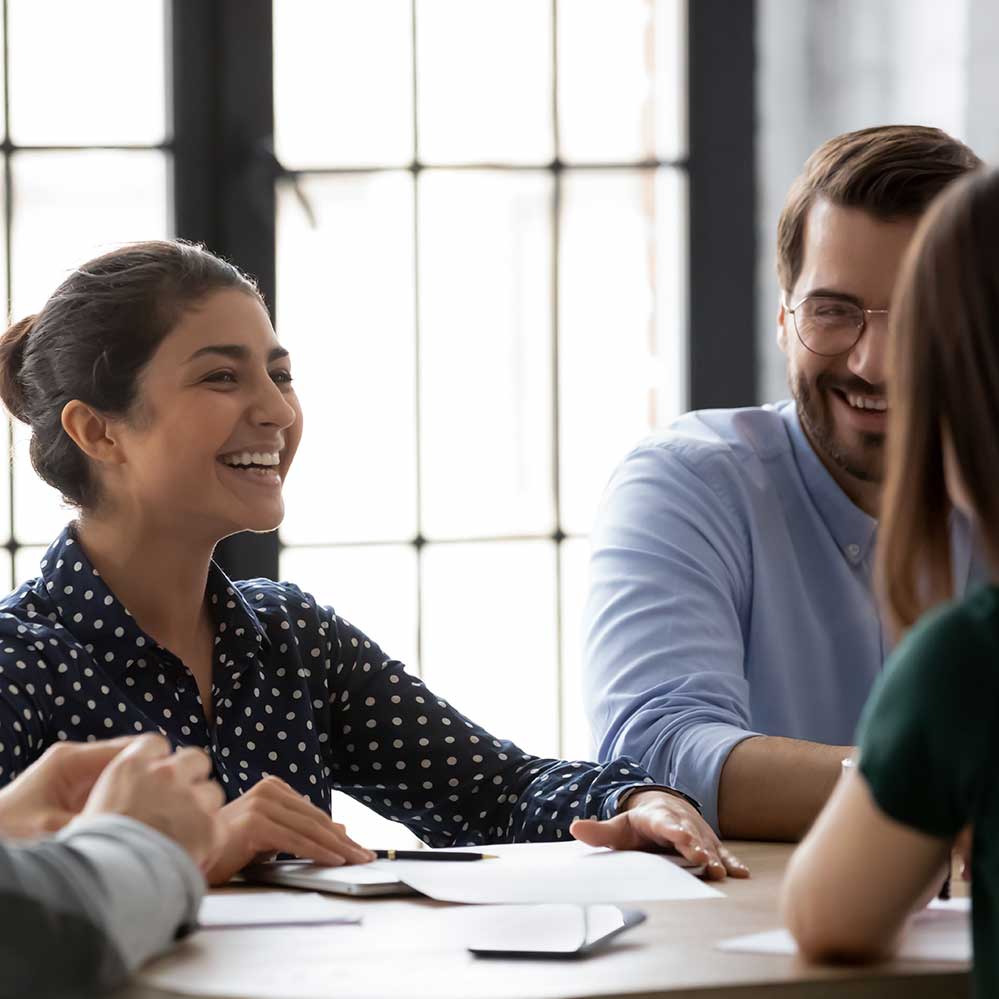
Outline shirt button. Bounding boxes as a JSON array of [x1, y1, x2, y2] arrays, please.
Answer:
[[845, 543, 861, 560]]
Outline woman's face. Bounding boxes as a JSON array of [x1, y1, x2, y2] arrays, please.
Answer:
[[105, 288, 302, 539]]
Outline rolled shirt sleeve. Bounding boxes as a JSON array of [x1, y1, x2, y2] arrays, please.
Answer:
[[584, 442, 760, 831]]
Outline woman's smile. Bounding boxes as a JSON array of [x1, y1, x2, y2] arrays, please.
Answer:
[[218, 445, 286, 488]]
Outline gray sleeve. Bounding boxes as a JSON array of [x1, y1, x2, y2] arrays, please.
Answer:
[[0, 814, 203, 997]]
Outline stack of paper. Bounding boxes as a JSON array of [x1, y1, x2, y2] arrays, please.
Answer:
[[373, 840, 724, 903]]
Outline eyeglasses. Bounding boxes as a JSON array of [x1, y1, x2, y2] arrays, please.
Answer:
[[784, 295, 889, 357]]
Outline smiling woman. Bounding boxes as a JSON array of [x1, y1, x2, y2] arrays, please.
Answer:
[[0, 240, 748, 886]]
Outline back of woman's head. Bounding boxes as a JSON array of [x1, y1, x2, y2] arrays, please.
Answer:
[[879, 166, 999, 632], [0, 240, 262, 509]]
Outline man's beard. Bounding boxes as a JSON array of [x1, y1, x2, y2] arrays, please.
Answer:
[[790, 369, 885, 485]]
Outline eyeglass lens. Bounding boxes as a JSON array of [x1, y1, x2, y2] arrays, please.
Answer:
[[794, 297, 865, 356]]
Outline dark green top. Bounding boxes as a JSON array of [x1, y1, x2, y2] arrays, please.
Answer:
[[859, 584, 999, 998]]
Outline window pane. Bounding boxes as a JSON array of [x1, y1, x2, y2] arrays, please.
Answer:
[[8, 0, 166, 145], [277, 173, 417, 545], [281, 543, 422, 849], [9, 150, 170, 316], [559, 538, 593, 761], [0, 551, 10, 593], [14, 545, 45, 589], [558, 167, 686, 536], [653, 0, 687, 160], [557, 0, 686, 163], [274, 0, 413, 168], [419, 171, 554, 539], [0, 12, 6, 140], [417, 0, 553, 164], [329, 788, 423, 851], [421, 540, 559, 756], [279, 544, 419, 675]]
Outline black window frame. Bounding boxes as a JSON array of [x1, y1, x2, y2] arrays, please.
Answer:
[[171, 0, 757, 595]]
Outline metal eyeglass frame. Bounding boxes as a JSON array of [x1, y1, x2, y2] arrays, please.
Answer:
[[784, 295, 890, 357]]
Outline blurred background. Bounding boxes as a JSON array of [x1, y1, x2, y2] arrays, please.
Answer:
[[0, 0, 996, 843]]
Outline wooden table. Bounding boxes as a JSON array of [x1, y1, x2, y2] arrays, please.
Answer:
[[118, 842, 970, 999]]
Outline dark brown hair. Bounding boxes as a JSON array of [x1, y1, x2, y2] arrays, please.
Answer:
[[0, 240, 263, 509], [878, 166, 999, 633], [776, 125, 981, 294]]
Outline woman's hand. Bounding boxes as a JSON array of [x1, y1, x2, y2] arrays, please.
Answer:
[[569, 789, 750, 880], [205, 775, 376, 886]]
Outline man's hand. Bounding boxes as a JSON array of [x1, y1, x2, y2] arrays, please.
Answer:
[[570, 789, 750, 880], [205, 775, 375, 886], [82, 733, 224, 871], [0, 737, 136, 838]]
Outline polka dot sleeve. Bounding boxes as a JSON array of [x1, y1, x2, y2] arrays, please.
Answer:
[[0, 633, 50, 784], [323, 610, 657, 847]]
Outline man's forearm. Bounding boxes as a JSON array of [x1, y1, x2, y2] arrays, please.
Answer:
[[0, 815, 203, 995], [717, 735, 851, 840]]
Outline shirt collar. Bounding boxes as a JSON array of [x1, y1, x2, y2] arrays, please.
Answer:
[[39, 524, 270, 669], [780, 402, 878, 566]]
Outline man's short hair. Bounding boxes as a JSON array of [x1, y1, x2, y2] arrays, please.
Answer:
[[776, 125, 981, 294]]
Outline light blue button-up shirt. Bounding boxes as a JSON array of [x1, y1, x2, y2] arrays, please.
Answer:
[[583, 401, 980, 831]]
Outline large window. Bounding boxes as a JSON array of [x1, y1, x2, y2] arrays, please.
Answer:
[[1, 0, 170, 586], [0, 1, 755, 849], [273, 1, 687, 843]]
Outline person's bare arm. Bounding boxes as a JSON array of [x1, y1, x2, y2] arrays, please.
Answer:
[[781, 770, 949, 961], [717, 735, 852, 840]]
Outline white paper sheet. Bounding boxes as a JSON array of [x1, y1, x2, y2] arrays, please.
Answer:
[[718, 901, 971, 964], [368, 840, 723, 903], [198, 891, 361, 929]]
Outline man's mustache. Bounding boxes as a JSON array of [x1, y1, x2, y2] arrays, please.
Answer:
[[816, 374, 887, 397]]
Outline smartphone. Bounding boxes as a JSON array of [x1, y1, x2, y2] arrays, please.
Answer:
[[466, 904, 646, 959]]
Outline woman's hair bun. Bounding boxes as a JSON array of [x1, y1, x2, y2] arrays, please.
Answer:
[[0, 314, 39, 423]]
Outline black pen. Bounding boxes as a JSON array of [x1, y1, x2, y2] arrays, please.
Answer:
[[374, 849, 497, 862]]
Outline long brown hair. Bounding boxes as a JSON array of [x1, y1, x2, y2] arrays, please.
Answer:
[[879, 167, 999, 633]]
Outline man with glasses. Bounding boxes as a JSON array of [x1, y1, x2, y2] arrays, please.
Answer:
[[583, 126, 983, 846]]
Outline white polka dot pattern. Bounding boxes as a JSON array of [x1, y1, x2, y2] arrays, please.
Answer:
[[0, 526, 663, 844]]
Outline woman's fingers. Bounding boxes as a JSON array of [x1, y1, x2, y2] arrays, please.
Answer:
[[718, 843, 751, 879], [661, 819, 748, 880], [208, 778, 376, 884], [243, 778, 374, 865], [262, 779, 373, 863], [253, 815, 347, 867], [569, 813, 640, 850], [571, 791, 751, 882], [656, 818, 727, 879], [269, 797, 374, 865]]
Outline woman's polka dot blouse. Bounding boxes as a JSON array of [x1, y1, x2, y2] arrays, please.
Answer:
[[0, 525, 677, 845]]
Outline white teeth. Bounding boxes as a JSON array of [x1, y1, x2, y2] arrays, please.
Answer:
[[220, 451, 281, 467], [845, 394, 888, 412]]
